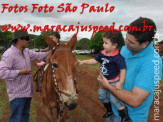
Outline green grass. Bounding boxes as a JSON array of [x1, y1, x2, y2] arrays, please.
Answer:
[[0, 81, 8, 118], [75, 54, 95, 60], [75, 54, 100, 69]]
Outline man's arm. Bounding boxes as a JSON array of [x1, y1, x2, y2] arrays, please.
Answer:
[[40, 46, 50, 52], [28, 49, 50, 61], [98, 74, 149, 107]]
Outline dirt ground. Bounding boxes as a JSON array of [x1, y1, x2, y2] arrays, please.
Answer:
[[0, 63, 162, 122]]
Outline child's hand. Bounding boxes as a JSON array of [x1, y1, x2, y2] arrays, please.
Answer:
[[115, 82, 122, 89], [78, 60, 84, 65]]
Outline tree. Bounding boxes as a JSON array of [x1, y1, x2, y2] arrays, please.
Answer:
[[76, 38, 90, 50], [29, 31, 62, 49], [0, 28, 13, 48], [89, 31, 103, 53], [33, 32, 48, 48], [30, 31, 58, 48]]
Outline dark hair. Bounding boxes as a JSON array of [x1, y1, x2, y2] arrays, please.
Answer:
[[127, 17, 157, 44], [51, 31, 60, 40], [12, 38, 18, 45], [102, 30, 125, 50]]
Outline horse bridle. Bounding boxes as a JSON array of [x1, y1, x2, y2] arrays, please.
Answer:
[[50, 43, 78, 99], [48, 43, 78, 121]]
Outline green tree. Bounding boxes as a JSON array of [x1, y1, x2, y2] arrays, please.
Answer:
[[89, 31, 103, 53], [30, 31, 55, 49], [0, 28, 13, 48], [76, 38, 90, 50], [28, 34, 38, 48], [29, 31, 61, 49], [34, 32, 47, 48]]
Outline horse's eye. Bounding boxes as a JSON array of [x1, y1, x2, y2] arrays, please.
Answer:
[[53, 63, 58, 68]]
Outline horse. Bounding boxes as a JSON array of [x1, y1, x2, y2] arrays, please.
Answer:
[[40, 32, 78, 122]]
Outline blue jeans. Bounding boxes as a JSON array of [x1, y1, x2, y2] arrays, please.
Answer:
[[107, 115, 121, 122], [9, 97, 32, 122], [98, 80, 124, 109]]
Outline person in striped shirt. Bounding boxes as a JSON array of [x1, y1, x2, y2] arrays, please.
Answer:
[[0, 30, 50, 122]]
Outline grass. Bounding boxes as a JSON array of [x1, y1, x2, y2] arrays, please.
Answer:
[[0, 56, 7, 118], [0, 81, 8, 119], [66, 105, 94, 122], [75, 54, 100, 69]]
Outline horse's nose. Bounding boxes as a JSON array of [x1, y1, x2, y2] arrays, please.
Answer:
[[65, 94, 78, 110], [65, 99, 77, 110]]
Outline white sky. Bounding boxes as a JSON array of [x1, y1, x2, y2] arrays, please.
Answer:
[[0, 0, 163, 41]]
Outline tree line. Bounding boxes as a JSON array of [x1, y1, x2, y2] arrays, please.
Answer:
[[0, 27, 104, 53], [1, 27, 162, 54]]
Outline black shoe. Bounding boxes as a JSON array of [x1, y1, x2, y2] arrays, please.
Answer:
[[103, 102, 114, 118], [103, 111, 114, 118], [118, 107, 132, 122]]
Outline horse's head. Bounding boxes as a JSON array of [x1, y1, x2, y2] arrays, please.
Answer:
[[44, 32, 78, 110]]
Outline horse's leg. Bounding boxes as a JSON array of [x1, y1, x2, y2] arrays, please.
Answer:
[[42, 99, 55, 122], [41, 89, 55, 122]]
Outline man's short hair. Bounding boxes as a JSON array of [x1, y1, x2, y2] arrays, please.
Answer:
[[127, 17, 157, 44]]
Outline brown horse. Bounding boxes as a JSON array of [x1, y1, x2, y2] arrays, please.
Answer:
[[40, 32, 78, 122]]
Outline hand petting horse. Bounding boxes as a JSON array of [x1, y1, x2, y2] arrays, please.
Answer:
[[41, 32, 78, 122]]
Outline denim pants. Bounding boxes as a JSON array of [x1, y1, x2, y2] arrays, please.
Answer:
[[107, 115, 121, 122], [9, 97, 32, 122], [98, 80, 124, 109]]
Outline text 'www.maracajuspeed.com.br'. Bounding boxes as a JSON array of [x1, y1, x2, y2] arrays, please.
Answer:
[[1, 22, 154, 37]]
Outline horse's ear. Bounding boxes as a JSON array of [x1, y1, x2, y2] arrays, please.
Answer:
[[43, 32, 57, 50], [67, 34, 77, 50]]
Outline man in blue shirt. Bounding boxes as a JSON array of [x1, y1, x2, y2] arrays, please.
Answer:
[[98, 17, 162, 122]]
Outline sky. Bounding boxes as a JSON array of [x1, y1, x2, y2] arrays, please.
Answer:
[[0, 0, 163, 41]]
